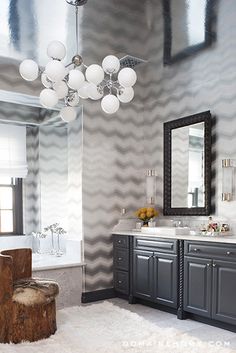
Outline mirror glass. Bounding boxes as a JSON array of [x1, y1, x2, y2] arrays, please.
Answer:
[[171, 122, 205, 208], [0, 99, 82, 246], [163, 111, 211, 216]]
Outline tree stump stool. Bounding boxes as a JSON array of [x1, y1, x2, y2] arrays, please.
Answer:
[[0, 249, 59, 344]]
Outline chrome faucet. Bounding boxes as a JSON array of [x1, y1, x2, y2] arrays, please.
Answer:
[[173, 220, 183, 227]]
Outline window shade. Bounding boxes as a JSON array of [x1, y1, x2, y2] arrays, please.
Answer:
[[0, 124, 28, 178]]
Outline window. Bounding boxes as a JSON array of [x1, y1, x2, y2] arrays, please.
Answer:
[[0, 177, 23, 235]]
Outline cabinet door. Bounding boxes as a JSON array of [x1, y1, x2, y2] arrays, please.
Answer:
[[212, 260, 236, 325], [133, 250, 153, 300], [184, 256, 212, 317], [153, 253, 178, 308]]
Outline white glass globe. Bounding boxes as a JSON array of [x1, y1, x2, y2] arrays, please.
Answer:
[[45, 60, 66, 82], [101, 94, 120, 114], [19, 59, 39, 81], [86, 64, 104, 85], [41, 72, 52, 88], [67, 92, 80, 107], [87, 83, 103, 100], [117, 87, 134, 103], [40, 89, 58, 108], [102, 55, 120, 74], [60, 106, 77, 122], [78, 82, 90, 99], [118, 68, 137, 87], [47, 41, 66, 60], [53, 81, 68, 99], [68, 70, 85, 90]]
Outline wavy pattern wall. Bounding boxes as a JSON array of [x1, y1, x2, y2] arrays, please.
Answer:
[[39, 125, 68, 229], [143, 0, 236, 226], [82, 102, 145, 291], [81, 0, 147, 292], [68, 110, 83, 241], [24, 126, 40, 235]]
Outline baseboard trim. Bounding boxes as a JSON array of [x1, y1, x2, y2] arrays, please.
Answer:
[[188, 313, 236, 333], [81, 288, 116, 303]]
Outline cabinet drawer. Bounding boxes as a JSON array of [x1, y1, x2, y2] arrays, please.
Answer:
[[134, 237, 177, 254], [114, 271, 129, 294], [113, 235, 129, 249], [185, 241, 236, 261], [114, 248, 129, 271]]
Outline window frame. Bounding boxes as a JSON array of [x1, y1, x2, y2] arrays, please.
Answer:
[[0, 178, 23, 236]]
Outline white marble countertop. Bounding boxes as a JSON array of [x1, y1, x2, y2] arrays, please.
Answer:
[[32, 253, 86, 271], [112, 230, 236, 244]]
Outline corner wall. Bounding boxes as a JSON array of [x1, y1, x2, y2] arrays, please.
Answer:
[[80, 0, 148, 292]]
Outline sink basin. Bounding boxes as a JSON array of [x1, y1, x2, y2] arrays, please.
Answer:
[[141, 226, 190, 236]]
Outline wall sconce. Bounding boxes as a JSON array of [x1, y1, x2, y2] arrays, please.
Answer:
[[222, 159, 234, 201], [146, 170, 157, 204]]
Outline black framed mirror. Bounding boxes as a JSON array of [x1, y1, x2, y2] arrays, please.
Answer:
[[163, 111, 212, 216], [162, 0, 216, 65]]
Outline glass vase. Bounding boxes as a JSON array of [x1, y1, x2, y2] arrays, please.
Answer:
[[56, 234, 63, 257], [50, 231, 56, 255]]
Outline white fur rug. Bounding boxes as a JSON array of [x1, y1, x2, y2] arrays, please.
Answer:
[[0, 301, 234, 353]]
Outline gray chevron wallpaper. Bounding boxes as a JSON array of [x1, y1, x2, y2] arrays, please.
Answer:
[[24, 126, 41, 235], [143, 0, 235, 223], [80, 0, 147, 292], [82, 102, 145, 291], [67, 111, 83, 242], [1, 0, 236, 294], [39, 125, 68, 229]]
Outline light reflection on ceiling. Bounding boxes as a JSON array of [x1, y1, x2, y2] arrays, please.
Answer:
[[0, 0, 79, 66], [187, 0, 207, 46]]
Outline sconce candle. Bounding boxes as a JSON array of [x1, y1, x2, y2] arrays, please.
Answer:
[[222, 159, 234, 201]]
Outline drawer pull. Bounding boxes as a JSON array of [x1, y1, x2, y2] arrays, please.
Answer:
[[226, 251, 232, 255], [193, 248, 200, 252], [207, 263, 211, 267], [118, 257, 123, 261], [118, 280, 122, 284], [213, 263, 216, 267], [118, 240, 122, 244]]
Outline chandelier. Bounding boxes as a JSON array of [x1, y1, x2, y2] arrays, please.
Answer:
[[19, 0, 138, 122]]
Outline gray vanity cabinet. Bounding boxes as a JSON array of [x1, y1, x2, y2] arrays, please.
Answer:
[[184, 241, 236, 326], [184, 256, 212, 318], [132, 237, 178, 308], [212, 260, 236, 325], [133, 250, 153, 300]]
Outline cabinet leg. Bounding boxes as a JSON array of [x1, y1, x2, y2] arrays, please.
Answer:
[[177, 307, 186, 320], [129, 295, 136, 304]]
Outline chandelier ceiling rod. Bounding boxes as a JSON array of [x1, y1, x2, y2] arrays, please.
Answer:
[[75, 5, 79, 55]]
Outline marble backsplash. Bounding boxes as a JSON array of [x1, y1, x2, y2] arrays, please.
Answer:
[[113, 215, 235, 235]]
